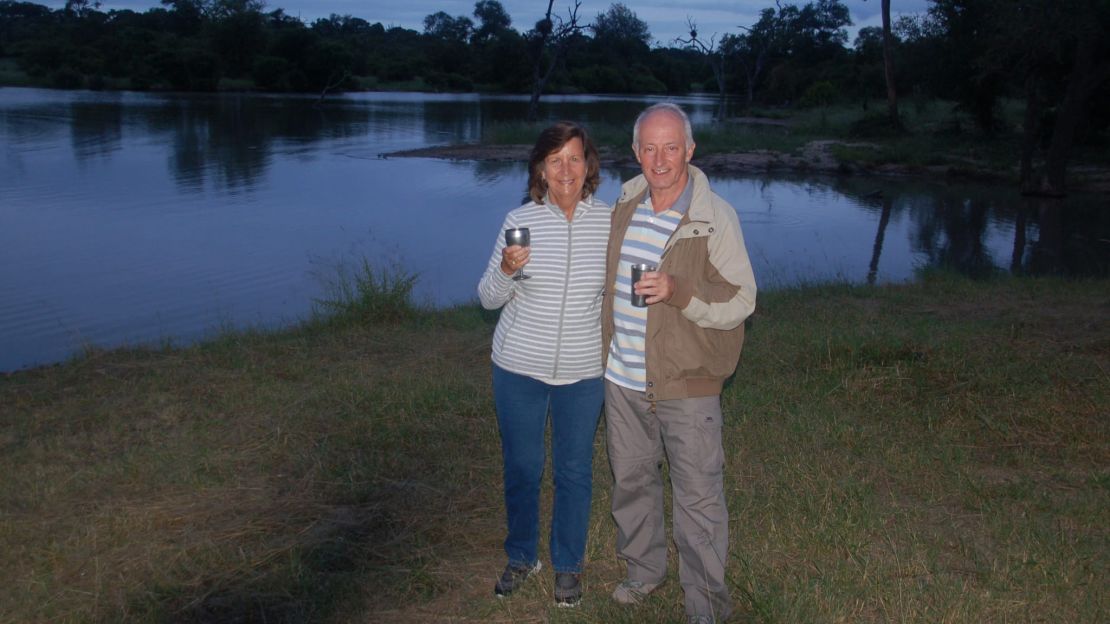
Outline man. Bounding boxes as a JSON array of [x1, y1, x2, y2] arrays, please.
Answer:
[[602, 102, 757, 624]]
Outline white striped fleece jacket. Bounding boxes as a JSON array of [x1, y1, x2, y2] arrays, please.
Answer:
[[478, 196, 611, 382]]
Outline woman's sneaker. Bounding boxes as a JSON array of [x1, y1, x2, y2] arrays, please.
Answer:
[[554, 572, 582, 607], [494, 560, 541, 597]]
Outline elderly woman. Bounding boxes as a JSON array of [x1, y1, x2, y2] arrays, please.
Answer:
[[477, 121, 610, 607]]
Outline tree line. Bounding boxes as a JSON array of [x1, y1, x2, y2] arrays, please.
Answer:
[[1, 0, 1106, 194]]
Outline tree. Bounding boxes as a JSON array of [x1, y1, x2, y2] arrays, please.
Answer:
[[862, 0, 900, 126], [525, 0, 585, 121], [926, 0, 1004, 135], [206, 0, 268, 78], [677, 18, 737, 118], [588, 2, 652, 90], [472, 0, 510, 44], [160, 0, 207, 36], [469, 1, 528, 90], [592, 3, 650, 49], [64, 0, 101, 18], [998, 0, 1110, 196], [731, 6, 784, 106], [879, 0, 898, 123], [423, 11, 473, 43]]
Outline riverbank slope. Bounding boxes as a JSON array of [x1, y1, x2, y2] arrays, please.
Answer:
[[1, 275, 1106, 622], [389, 113, 1110, 193], [391, 140, 1110, 193]]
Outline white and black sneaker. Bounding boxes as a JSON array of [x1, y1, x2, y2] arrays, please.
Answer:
[[554, 572, 582, 607], [493, 560, 541, 597]]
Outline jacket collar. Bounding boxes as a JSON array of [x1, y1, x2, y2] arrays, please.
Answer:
[[618, 165, 714, 221], [543, 194, 604, 219]]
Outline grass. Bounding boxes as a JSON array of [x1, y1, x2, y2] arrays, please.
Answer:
[[1, 270, 1107, 622]]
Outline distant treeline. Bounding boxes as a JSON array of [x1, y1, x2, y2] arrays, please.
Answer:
[[1, 1, 1107, 133]]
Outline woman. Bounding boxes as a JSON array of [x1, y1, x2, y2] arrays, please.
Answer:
[[477, 121, 610, 607]]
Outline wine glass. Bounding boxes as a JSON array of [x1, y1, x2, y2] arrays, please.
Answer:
[[504, 227, 531, 281]]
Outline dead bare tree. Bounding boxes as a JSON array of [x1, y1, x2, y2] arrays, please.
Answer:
[[316, 70, 350, 107], [864, 0, 901, 126], [526, 0, 585, 122], [677, 18, 733, 120]]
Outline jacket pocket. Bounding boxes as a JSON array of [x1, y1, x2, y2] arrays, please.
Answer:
[[495, 304, 519, 354]]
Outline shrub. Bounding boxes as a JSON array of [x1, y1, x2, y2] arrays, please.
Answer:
[[314, 260, 420, 325], [50, 67, 83, 89], [252, 55, 292, 91], [799, 80, 838, 109]]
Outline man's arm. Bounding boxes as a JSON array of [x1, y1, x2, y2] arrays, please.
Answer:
[[674, 200, 757, 330]]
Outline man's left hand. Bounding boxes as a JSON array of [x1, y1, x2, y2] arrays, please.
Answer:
[[634, 271, 675, 305]]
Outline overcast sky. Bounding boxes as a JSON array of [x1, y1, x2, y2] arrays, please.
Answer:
[[40, 1, 931, 45]]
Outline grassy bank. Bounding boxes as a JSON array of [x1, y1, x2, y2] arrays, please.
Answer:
[[483, 100, 1110, 181], [1, 273, 1107, 622]]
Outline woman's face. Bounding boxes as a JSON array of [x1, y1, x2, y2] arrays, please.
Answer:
[[542, 137, 587, 207]]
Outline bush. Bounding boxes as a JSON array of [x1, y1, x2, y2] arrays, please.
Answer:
[[849, 113, 906, 138], [570, 66, 625, 94], [625, 70, 668, 94], [799, 80, 838, 108], [314, 260, 420, 325], [155, 47, 220, 91], [252, 55, 292, 91], [50, 67, 83, 89], [425, 71, 472, 92]]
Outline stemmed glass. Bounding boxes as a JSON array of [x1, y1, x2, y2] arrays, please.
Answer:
[[504, 227, 531, 281]]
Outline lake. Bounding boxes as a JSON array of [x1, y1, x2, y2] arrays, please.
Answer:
[[1, 87, 1107, 372]]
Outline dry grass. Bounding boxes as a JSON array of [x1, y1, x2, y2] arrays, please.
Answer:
[[1, 274, 1107, 623]]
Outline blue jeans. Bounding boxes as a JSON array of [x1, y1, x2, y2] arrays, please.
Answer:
[[492, 363, 604, 573]]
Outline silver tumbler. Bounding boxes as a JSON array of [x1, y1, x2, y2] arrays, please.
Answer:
[[630, 263, 656, 307]]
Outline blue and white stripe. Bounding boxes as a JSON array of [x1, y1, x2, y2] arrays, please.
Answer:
[[605, 200, 684, 391]]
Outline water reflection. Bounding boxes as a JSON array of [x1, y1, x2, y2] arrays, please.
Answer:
[[70, 100, 124, 163], [825, 176, 1109, 282], [1018, 198, 1110, 276], [867, 196, 893, 285], [1, 88, 1107, 372]]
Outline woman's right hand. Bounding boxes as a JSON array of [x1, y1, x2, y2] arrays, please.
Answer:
[[501, 245, 531, 276]]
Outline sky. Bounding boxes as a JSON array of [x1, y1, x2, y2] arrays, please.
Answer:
[[40, 1, 931, 45]]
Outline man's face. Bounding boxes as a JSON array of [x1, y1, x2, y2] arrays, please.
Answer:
[[634, 111, 694, 197]]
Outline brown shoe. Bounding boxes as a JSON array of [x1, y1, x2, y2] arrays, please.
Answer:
[[611, 578, 660, 604]]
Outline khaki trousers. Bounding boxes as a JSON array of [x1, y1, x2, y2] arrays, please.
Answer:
[[605, 381, 732, 621]]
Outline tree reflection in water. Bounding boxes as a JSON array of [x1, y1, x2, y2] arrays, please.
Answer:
[[839, 177, 1109, 283], [867, 195, 893, 285]]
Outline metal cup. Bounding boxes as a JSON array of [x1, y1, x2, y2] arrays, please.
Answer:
[[504, 227, 531, 280], [630, 263, 656, 307]]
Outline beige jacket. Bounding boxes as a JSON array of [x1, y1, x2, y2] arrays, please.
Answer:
[[602, 165, 757, 401]]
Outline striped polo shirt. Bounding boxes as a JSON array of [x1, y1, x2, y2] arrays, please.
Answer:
[[478, 195, 611, 383], [605, 181, 692, 391]]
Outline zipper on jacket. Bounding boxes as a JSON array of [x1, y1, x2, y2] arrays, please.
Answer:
[[551, 217, 573, 379]]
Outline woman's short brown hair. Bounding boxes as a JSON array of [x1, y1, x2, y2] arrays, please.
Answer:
[[527, 121, 601, 204]]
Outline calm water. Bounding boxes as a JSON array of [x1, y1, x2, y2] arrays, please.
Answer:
[[2, 87, 1107, 372]]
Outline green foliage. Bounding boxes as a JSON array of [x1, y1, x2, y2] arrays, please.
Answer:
[[252, 55, 293, 90], [798, 80, 837, 108], [313, 259, 421, 326], [848, 112, 906, 138], [50, 66, 83, 88]]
